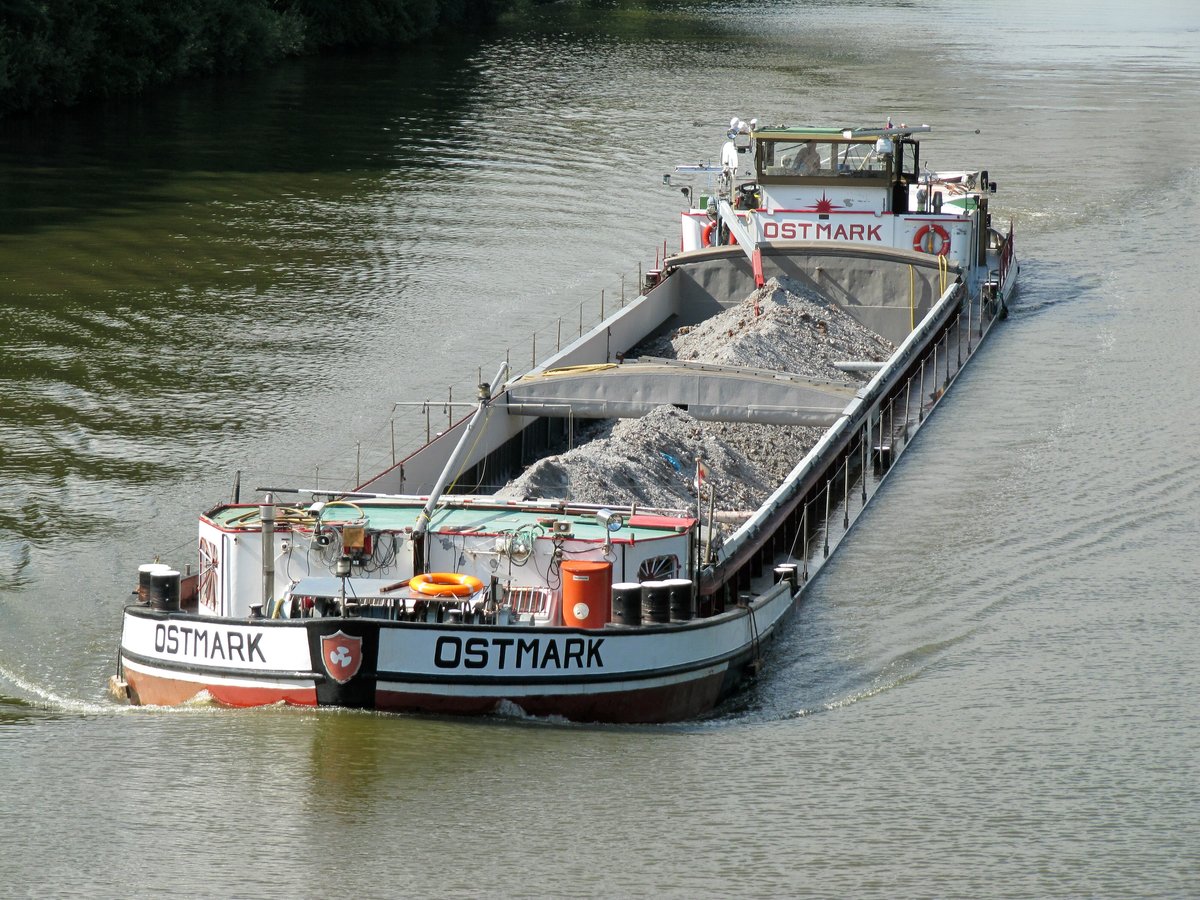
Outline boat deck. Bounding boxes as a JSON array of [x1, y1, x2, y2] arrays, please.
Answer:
[[209, 500, 695, 542]]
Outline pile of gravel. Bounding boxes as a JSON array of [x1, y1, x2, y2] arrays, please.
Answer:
[[667, 276, 893, 380], [501, 405, 775, 513], [498, 276, 893, 520]]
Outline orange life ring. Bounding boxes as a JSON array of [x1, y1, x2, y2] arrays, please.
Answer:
[[410, 572, 485, 598], [701, 221, 737, 248], [913, 223, 951, 256]]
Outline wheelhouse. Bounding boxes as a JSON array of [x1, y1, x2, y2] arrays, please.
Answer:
[[752, 125, 924, 214]]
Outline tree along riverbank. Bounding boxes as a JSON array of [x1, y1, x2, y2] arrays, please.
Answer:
[[0, 0, 511, 117]]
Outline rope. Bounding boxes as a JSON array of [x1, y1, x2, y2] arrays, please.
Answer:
[[225, 506, 319, 529], [530, 364, 618, 378], [317, 500, 365, 524]]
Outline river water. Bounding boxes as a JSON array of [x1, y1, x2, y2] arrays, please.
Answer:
[[2, 0, 1198, 895]]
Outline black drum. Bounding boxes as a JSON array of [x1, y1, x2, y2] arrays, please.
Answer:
[[774, 564, 799, 589], [149, 569, 181, 611], [663, 578, 694, 622], [137, 563, 170, 603], [611, 582, 643, 626], [640, 581, 671, 624]]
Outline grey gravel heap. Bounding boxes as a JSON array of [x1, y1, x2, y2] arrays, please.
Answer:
[[499, 276, 894, 520], [669, 276, 894, 380]]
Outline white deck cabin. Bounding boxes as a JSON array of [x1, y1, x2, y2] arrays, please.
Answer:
[[676, 122, 1005, 295]]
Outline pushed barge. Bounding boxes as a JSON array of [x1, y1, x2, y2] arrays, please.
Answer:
[[116, 120, 1018, 723]]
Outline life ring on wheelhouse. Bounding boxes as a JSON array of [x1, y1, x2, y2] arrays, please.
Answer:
[[701, 221, 737, 248], [410, 572, 485, 597], [913, 223, 951, 256]]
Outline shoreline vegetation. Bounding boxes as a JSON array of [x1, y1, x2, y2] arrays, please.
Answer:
[[0, 0, 511, 117]]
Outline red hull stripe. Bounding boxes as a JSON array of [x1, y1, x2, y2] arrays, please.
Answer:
[[122, 658, 317, 708], [120, 656, 746, 722]]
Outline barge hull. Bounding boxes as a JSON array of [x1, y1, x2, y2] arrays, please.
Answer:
[[114, 119, 1018, 723], [117, 584, 795, 720]]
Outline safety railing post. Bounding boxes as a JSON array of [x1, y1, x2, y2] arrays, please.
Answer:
[[967, 293, 974, 354], [918, 360, 926, 423], [956, 312, 963, 368], [931, 341, 938, 400], [801, 501, 809, 579], [842, 457, 850, 528], [860, 431, 867, 503], [889, 393, 897, 447], [823, 480, 831, 557], [944, 331, 951, 388]]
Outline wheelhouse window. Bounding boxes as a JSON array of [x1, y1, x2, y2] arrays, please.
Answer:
[[757, 139, 892, 179], [835, 141, 891, 175]]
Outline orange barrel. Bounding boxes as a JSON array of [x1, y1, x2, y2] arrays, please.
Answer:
[[561, 560, 612, 629]]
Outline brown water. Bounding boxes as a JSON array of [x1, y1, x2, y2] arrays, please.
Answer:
[[2, 1, 1199, 895]]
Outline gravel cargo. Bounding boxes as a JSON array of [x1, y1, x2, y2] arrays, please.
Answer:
[[499, 276, 894, 520]]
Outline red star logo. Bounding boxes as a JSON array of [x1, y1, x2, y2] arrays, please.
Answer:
[[795, 192, 845, 214], [812, 193, 840, 213]]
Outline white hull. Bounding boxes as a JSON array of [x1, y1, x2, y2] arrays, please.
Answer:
[[120, 580, 795, 722]]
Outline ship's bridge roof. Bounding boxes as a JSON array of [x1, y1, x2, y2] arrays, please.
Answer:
[[753, 125, 928, 142]]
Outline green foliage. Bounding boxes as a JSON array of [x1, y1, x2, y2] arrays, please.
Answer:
[[278, 0, 508, 48], [279, 0, 436, 48], [0, 0, 506, 116]]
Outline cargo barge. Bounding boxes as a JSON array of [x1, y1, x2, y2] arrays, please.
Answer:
[[115, 119, 1018, 722]]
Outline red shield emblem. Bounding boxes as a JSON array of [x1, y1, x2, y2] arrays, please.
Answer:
[[321, 631, 363, 684]]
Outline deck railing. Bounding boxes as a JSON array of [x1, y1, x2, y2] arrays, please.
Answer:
[[700, 274, 1008, 611]]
